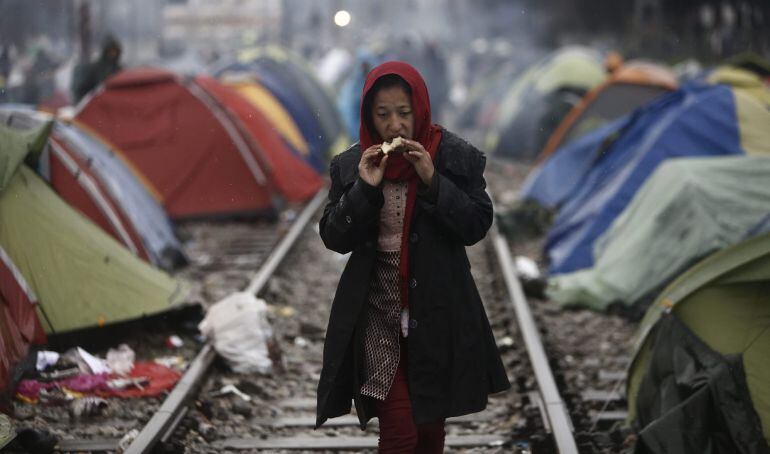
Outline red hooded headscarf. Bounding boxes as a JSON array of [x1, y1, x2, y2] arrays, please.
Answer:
[[359, 61, 443, 308]]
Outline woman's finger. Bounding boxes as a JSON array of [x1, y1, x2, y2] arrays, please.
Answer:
[[404, 139, 426, 153], [377, 154, 389, 169]]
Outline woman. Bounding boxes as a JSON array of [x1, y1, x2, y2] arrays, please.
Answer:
[[316, 61, 509, 453]]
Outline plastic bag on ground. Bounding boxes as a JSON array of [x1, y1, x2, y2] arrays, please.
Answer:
[[106, 344, 135, 376], [198, 292, 274, 374]]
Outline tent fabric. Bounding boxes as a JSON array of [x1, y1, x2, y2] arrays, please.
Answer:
[[627, 232, 770, 448], [0, 248, 47, 400], [545, 82, 770, 275], [227, 81, 310, 157], [337, 49, 380, 141], [0, 108, 185, 270], [0, 165, 187, 334], [75, 68, 276, 220], [194, 75, 323, 202], [484, 46, 606, 159], [0, 120, 50, 400], [558, 84, 671, 146], [521, 67, 770, 212], [51, 121, 186, 270], [538, 61, 677, 162], [547, 156, 770, 310], [259, 46, 348, 154], [519, 117, 628, 209], [237, 47, 346, 149], [45, 133, 151, 263], [707, 66, 770, 106], [0, 119, 51, 190], [215, 58, 329, 172], [631, 315, 768, 454]]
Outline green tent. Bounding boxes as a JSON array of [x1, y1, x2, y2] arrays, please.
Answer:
[[547, 156, 770, 310], [0, 117, 51, 191], [0, 123, 188, 334], [626, 232, 770, 453], [484, 46, 606, 159]]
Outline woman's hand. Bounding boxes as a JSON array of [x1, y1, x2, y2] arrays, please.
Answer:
[[358, 145, 389, 187], [402, 139, 435, 186]]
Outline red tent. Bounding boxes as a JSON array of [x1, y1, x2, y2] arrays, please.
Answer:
[[45, 134, 151, 262], [75, 68, 276, 220], [194, 76, 323, 203], [0, 248, 46, 409]]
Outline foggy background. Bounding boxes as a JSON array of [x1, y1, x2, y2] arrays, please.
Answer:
[[2, 0, 767, 71]]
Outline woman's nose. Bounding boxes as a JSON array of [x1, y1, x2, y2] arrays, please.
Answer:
[[388, 115, 403, 131]]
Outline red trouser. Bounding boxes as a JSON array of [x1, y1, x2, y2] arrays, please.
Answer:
[[375, 347, 445, 453]]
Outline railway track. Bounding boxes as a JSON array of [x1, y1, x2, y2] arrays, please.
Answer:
[[27, 162, 635, 453]]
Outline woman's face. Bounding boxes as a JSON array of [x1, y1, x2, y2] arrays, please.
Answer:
[[371, 85, 414, 142]]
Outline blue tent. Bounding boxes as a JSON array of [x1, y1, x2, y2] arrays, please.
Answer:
[[545, 82, 768, 274], [214, 60, 328, 173], [519, 116, 630, 209]]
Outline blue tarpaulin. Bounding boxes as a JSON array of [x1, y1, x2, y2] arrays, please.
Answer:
[[545, 83, 745, 274], [519, 117, 630, 209]]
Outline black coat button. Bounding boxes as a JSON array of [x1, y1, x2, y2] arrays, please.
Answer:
[[345, 215, 352, 224], [409, 319, 418, 329], [410, 278, 417, 289], [410, 233, 419, 243]]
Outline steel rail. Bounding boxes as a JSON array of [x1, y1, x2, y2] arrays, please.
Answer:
[[489, 218, 579, 453], [124, 188, 328, 454]]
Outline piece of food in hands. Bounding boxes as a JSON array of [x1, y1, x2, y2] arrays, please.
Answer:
[[381, 137, 407, 155]]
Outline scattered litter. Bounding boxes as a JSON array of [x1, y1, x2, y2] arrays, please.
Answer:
[[105, 362, 180, 398], [117, 429, 139, 453], [35, 351, 60, 372], [165, 335, 184, 349], [514, 256, 541, 280], [293, 337, 308, 348], [281, 209, 297, 224], [106, 344, 135, 376], [38, 366, 80, 382], [199, 292, 274, 374], [69, 397, 109, 420], [37, 387, 76, 406], [499, 190, 518, 205], [17, 362, 180, 401], [499, 336, 515, 348], [62, 347, 110, 375], [19, 374, 106, 402], [107, 377, 149, 391], [154, 356, 187, 370], [268, 305, 296, 318], [210, 384, 252, 402]]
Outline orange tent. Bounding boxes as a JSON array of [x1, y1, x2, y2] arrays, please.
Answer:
[[537, 61, 678, 163]]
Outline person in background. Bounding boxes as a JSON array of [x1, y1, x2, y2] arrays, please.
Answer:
[[71, 34, 122, 103], [316, 61, 510, 453]]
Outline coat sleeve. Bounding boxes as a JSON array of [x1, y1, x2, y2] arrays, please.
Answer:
[[319, 154, 383, 254], [417, 148, 492, 246]]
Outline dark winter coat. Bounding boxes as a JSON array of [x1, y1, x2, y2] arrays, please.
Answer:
[[315, 128, 510, 429]]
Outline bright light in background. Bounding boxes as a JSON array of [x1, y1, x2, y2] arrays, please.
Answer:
[[334, 10, 351, 27]]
